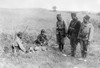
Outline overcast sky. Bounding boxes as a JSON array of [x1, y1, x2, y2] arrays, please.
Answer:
[[0, 0, 100, 12]]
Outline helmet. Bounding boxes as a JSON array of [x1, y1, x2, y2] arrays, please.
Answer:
[[84, 15, 90, 20]]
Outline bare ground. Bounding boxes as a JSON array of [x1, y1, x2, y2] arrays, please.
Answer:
[[0, 42, 100, 68]]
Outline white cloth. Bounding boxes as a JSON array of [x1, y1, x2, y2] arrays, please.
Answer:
[[13, 36, 26, 52], [78, 22, 94, 42], [88, 23, 94, 42]]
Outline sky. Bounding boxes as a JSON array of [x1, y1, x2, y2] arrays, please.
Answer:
[[0, 0, 100, 12]]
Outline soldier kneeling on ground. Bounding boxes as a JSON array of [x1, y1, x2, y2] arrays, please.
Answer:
[[28, 29, 48, 52], [11, 32, 26, 55], [34, 29, 48, 46]]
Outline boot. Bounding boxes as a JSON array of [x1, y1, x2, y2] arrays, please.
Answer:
[[71, 51, 75, 57], [82, 51, 87, 58]]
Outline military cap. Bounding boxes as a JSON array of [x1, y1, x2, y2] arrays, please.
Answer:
[[57, 14, 61, 17], [41, 29, 45, 33], [84, 15, 90, 20], [71, 13, 76, 17], [17, 32, 22, 37]]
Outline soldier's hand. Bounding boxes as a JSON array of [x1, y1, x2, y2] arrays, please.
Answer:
[[70, 27, 74, 30], [65, 33, 68, 36], [67, 35, 71, 39]]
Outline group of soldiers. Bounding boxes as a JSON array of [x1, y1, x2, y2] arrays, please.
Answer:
[[11, 13, 94, 61], [11, 29, 48, 53], [56, 13, 94, 61]]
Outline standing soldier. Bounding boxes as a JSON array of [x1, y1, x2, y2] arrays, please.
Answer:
[[67, 13, 81, 57], [78, 15, 94, 61], [56, 14, 67, 52]]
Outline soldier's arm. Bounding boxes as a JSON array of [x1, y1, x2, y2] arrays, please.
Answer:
[[63, 21, 68, 34], [76, 21, 81, 40], [44, 35, 48, 41], [77, 21, 81, 32], [56, 22, 59, 34], [67, 21, 72, 35], [37, 34, 42, 43], [77, 23, 82, 39]]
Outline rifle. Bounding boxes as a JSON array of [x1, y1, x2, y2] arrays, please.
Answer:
[[22, 25, 28, 35]]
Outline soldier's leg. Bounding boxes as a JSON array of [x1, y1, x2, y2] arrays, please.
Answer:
[[70, 39, 75, 56], [59, 40, 62, 52], [60, 43, 63, 52], [34, 40, 41, 46], [13, 46, 19, 55], [18, 43, 26, 52], [57, 35, 62, 51], [61, 37, 65, 52], [70, 38, 78, 57], [61, 44, 64, 52], [56, 34, 59, 45], [80, 40, 84, 58], [82, 40, 89, 58]]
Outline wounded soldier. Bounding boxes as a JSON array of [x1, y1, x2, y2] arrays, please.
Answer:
[[11, 32, 26, 54]]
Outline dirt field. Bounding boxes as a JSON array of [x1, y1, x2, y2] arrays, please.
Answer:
[[0, 8, 100, 68]]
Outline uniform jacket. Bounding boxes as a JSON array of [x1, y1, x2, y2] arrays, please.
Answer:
[[56, 20, 67, 36], [78, 22, 94, 41], [67, 19, 81, 38], [37, 34, 48, 44]]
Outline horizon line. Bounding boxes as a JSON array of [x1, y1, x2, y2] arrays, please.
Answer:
[[0, 7, 99, 13]]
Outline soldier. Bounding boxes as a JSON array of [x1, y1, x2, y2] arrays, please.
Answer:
[[12, 32, 26, 54], [56, 14, 67, 52], [67, 13, 81, 57], [34, 29, 48, 46], [78, 15, 94, 60]]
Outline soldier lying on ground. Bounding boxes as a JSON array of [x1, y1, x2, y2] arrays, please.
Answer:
[[11, 32, 26, 54], [34, 29, 48, 46]]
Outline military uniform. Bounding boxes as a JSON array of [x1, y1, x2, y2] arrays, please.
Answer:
[[12, 32, 26, 53], [35, 30, 48, 46], [56, 14, 67, 52], [67, 13, 81, 56], [78, 15, 94, 58]]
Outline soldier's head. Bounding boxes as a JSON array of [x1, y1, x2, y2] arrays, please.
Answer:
[[17, 32, 22, 39], [41, 29, 46, 34], [57, 14, 62, 21], [83, 15, 90, 24], [71, 13, 77, 20]]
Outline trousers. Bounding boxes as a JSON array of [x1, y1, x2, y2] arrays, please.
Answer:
[[56, 34, 65, 52], [70, 37, 78, 56], [80, 40, 89, 58]]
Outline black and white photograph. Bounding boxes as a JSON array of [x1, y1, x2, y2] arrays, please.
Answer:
[[0, 0, 100, 68]]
